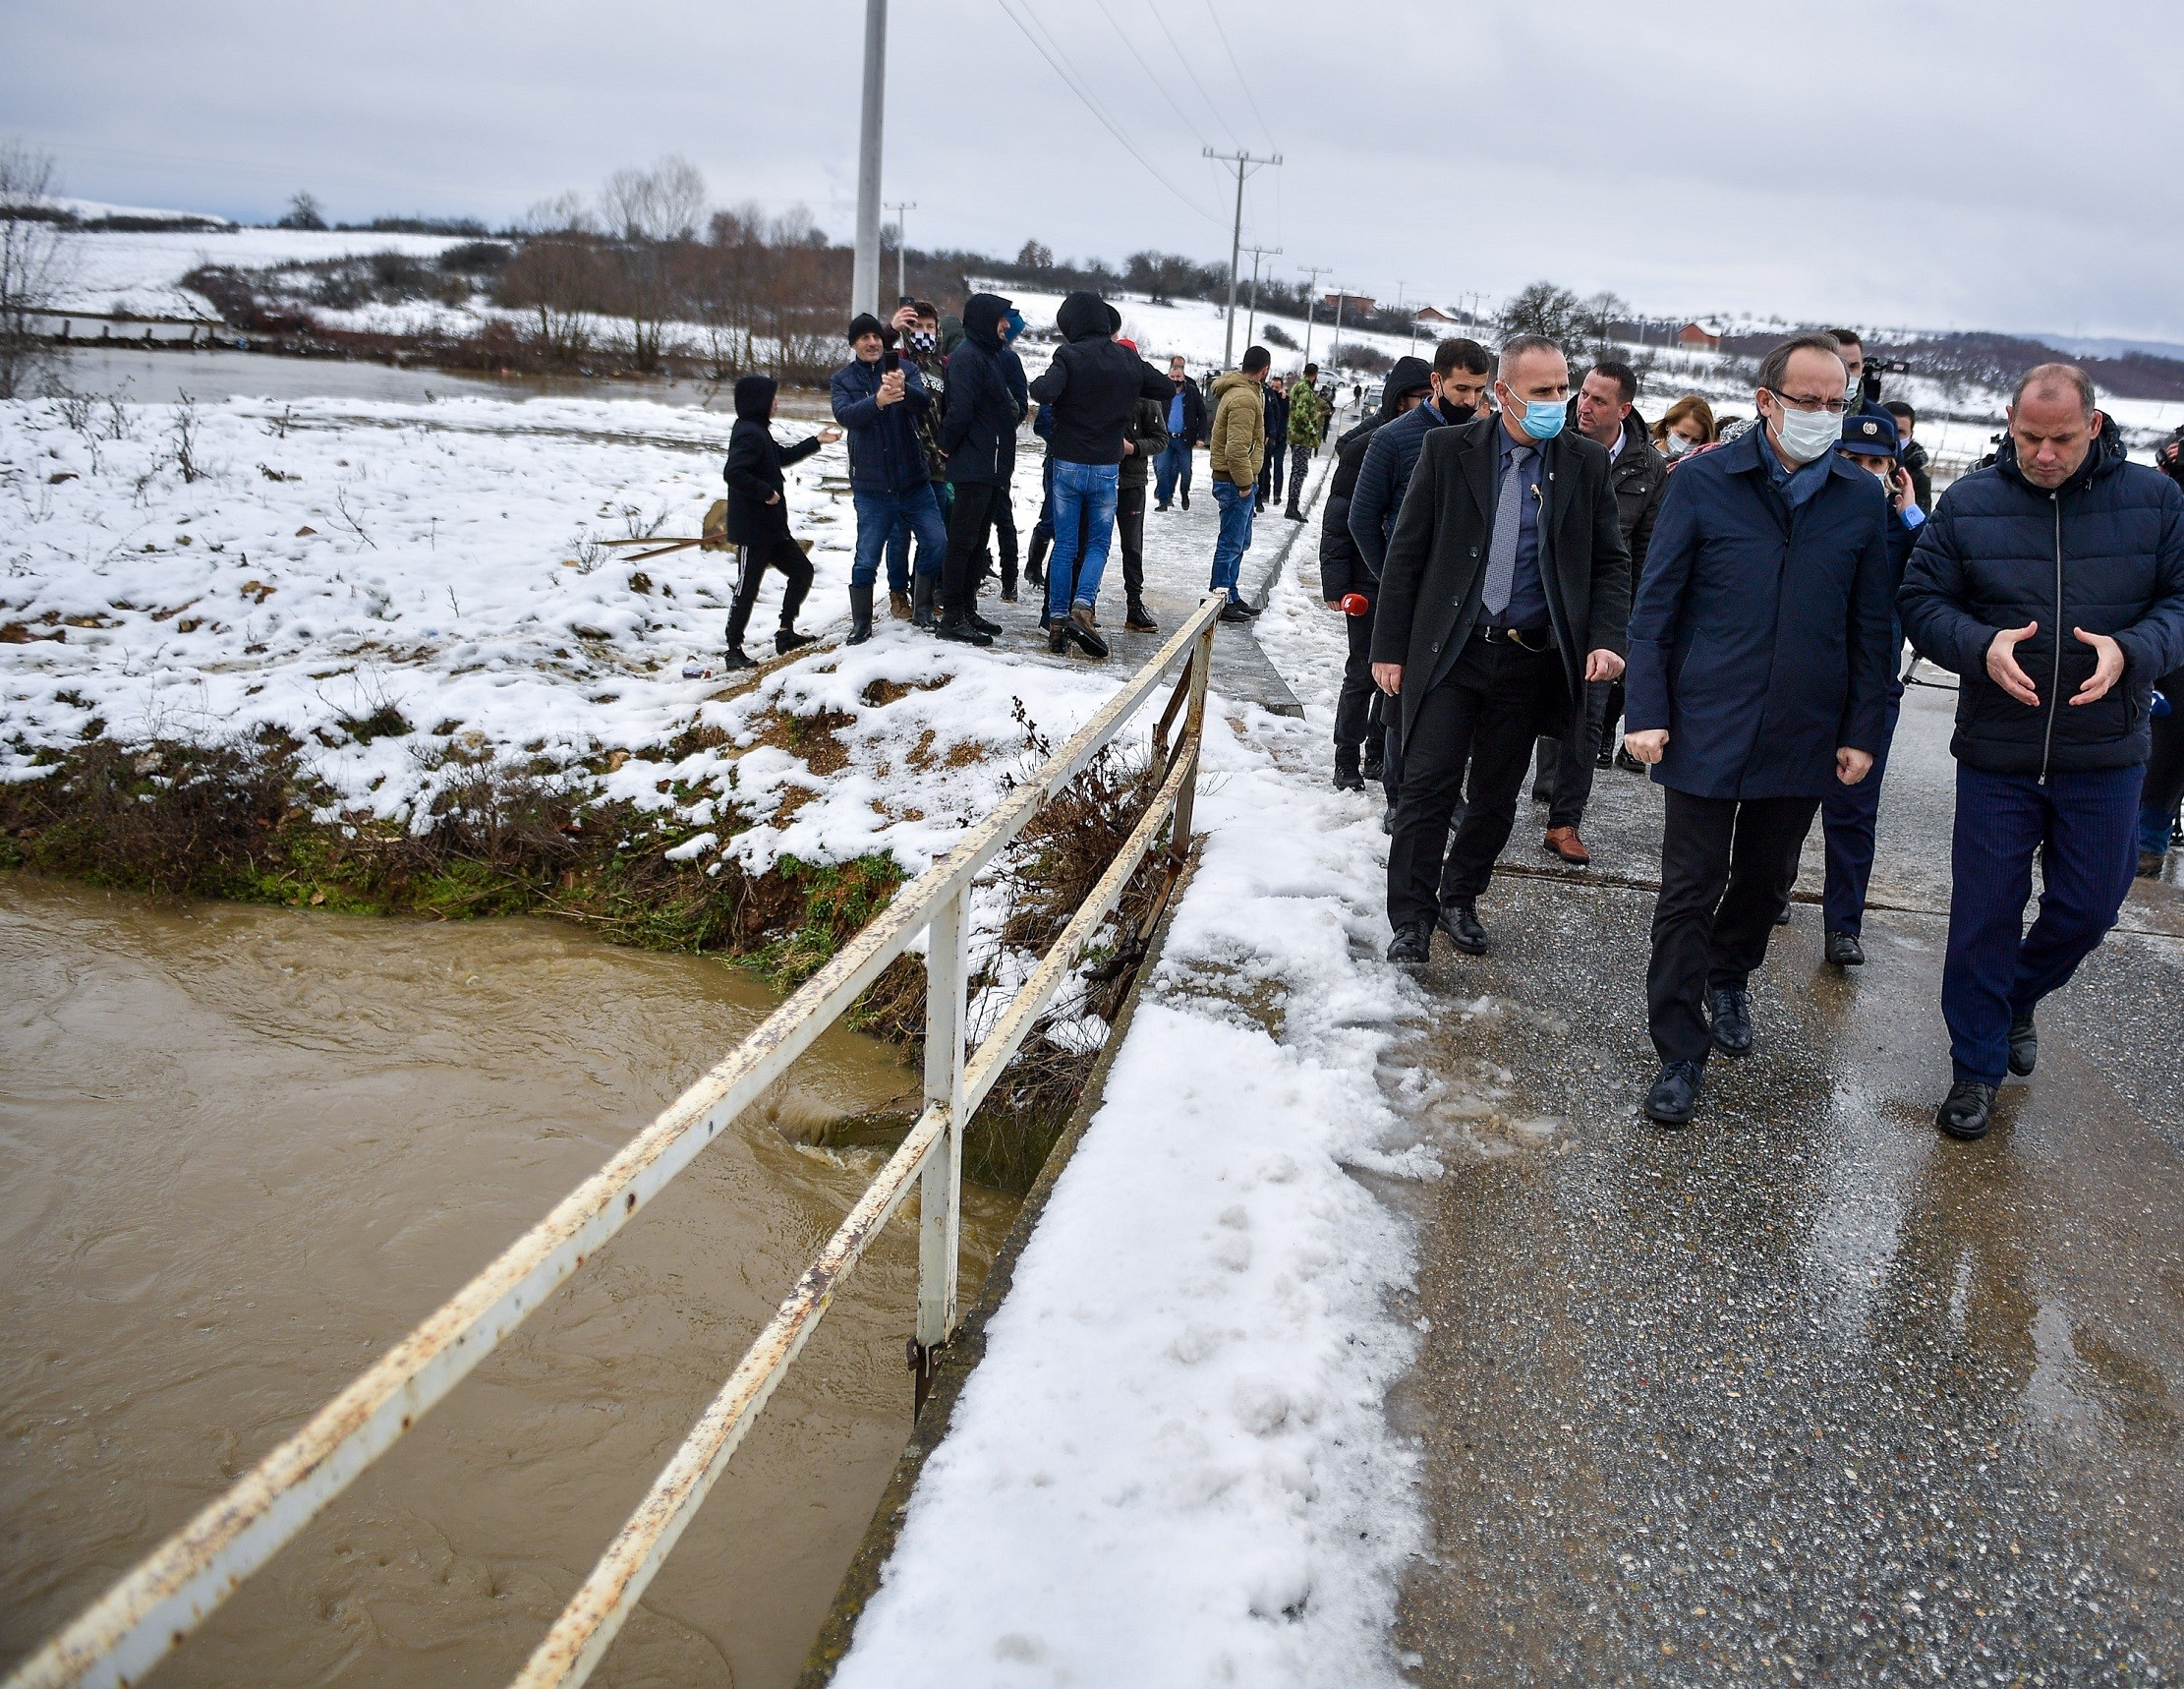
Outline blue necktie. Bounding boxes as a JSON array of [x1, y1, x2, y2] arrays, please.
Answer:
[[1483, 444, 1534, 616]]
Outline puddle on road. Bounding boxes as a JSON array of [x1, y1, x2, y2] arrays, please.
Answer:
[[0, 875, 1012, 1688]]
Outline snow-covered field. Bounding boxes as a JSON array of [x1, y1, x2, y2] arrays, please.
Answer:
[[0, 388, 1171, 878], [47, 227, 476, 322]]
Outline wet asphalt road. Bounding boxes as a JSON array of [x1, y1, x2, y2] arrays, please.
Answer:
[[1380, 680, 2184, 1684]]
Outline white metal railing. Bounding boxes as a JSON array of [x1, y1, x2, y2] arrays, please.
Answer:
[[7, 591, 1226, 1689]]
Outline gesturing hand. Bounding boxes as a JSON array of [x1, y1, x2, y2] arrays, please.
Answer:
[[1986, 621, 2040, 706], [2069, 626, 2125, 705]]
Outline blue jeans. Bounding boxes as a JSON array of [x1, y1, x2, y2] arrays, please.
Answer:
[[1820, 690, 1903, 936], [1153, 439, 1192, 506], [1210, 478, 1254, 600], [1045, 459, 1120, 617], [886, 481, 949, 587], [1942, 762, 2144, 1083], [2141, 804, 2175, 856], [854, 484, 947, 591]]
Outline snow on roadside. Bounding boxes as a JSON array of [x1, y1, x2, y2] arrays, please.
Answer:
[[831, 525, 1437, 1687]]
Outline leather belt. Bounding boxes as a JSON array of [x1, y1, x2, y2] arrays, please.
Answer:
[[1475, 623, 1555, 653]]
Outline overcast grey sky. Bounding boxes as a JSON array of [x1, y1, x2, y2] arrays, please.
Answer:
[[9, 0, 2182, 339]]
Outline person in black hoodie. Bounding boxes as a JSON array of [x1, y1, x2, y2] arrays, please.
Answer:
[[721, 375, 839, 665], [934, 292, 1024, 647], [1025, 292, 1174, 657], [1323, 354, 1432, 792]]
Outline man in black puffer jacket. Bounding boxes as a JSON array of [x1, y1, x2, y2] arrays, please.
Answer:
[[1900, 363, 2184, 1141], [721, 375, 839, 664], [934, 291, 1023, 647], [1322, 354, 1431, 792], [1025, 291, 1173, 657]]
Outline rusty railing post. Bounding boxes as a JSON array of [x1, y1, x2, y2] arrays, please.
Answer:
[[1167, 598, 1219, 870], [910, 880, 967, 1414]]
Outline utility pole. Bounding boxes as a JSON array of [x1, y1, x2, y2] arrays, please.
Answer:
[[1296, 262, 1330, 367], [1204, 146, 1281, 369], [1397, 279, 1413, 352], [1331, 285, 1350, 369], [1241, 243, 1281, 350], [886, 200, 916, 302], [851, 0, 888, 319]]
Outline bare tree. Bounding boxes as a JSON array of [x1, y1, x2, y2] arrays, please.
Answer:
[[0, 139, 76, 397], [1578, 290, 1630, 358], [596, 157, 706, 371], [496, 194, 602, 365], [1494, 280, 1583, 353]]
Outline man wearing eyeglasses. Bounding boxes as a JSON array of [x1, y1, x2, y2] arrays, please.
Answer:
[[1623, 331, 1898, 1127]]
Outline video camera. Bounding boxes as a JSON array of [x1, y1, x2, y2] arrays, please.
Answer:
[[1861, 356, 1911, 406]]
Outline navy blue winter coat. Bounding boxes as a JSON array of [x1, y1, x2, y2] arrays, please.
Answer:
[[939, 293, 1026, 489], [830, 354, 934, 495], [1625, 425, 1898, 799], [1346, 397, 1463, 577], [1898, 422, 2184, 777]]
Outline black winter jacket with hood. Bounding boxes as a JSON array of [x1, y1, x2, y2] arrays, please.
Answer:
[[1025, 291, 1173, 465], [938, 293, 1026, 489], [1899, 417, 2184, 777], [1320, 354, 1430, 601], [723, 376, 823, 547]]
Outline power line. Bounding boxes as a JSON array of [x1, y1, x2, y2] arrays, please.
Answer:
[[1141, 0, 1247, 152], [1199, 0, 1277, 151], [997, 0, 1220, 223], [1090, 0, 1213, 152]]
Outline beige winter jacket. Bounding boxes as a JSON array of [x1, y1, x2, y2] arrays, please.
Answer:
[[1207, 371, 1267, 487]]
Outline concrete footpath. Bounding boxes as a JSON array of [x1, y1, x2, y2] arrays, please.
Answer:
[[1383, 675, 2184, 1681]]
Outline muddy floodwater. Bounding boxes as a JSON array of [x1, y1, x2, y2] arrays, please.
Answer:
[[0, 875, 1012, 1687]]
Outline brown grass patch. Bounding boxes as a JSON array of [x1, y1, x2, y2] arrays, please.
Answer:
[[748, 704, 855, 776]]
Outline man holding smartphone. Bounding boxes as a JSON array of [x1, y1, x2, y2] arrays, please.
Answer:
[[831, 311, 948, 644]]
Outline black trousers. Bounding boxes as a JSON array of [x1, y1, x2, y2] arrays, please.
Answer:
[[944, 482, 1003, 618], [1386, 635, 1562, 929], [2145, 667, 2184, 832], [726, 534, 812, 650], [1335, 603, 1386, 766], [993, 493, 1019, 594], [1646, 788, 1820, 1064], [1530, 678, 1612, 829], [1117, 483, 1147, 604]]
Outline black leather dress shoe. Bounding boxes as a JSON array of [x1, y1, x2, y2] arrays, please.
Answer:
[[1437, 901, 1488, 956], [2007, 1014, 2038, 1077], [1645, 1059, 1703, 1126], [1824, 930, 1866, 966], [1386, 919, 1433, 965], [1707, 984, 1753, 1057], [1935, 1079, 1996, 1140]]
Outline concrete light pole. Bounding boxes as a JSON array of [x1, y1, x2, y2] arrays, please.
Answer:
[[1297, 262, 1329, 367], [1242, 243, 1281, 350], [1204, 146, 1281, 369], [850, 0, 888, 319], [886, 200, 916, 302]]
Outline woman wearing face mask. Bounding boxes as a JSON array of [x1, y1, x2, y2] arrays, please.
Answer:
[[1652, 395, 1716, 462], [1622, 332, 1898, 1129]]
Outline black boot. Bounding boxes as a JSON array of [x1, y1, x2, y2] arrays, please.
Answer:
[[912, 574, 937, 629], [1026, 530, 1050, 589], [1334, 748, 1364, 791], [935, 612, 993, 647], [721, 645, 757, 671], [775, 626, 816, 656], [1124, 599, 1158, 632], [846, 584, 874, 646]]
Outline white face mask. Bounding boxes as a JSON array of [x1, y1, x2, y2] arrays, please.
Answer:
[[1663, 432, 1695, 458], [1770, 401, 1840, 465]]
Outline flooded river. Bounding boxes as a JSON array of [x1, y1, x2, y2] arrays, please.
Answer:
[[0, 876, 1012, 1687]]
